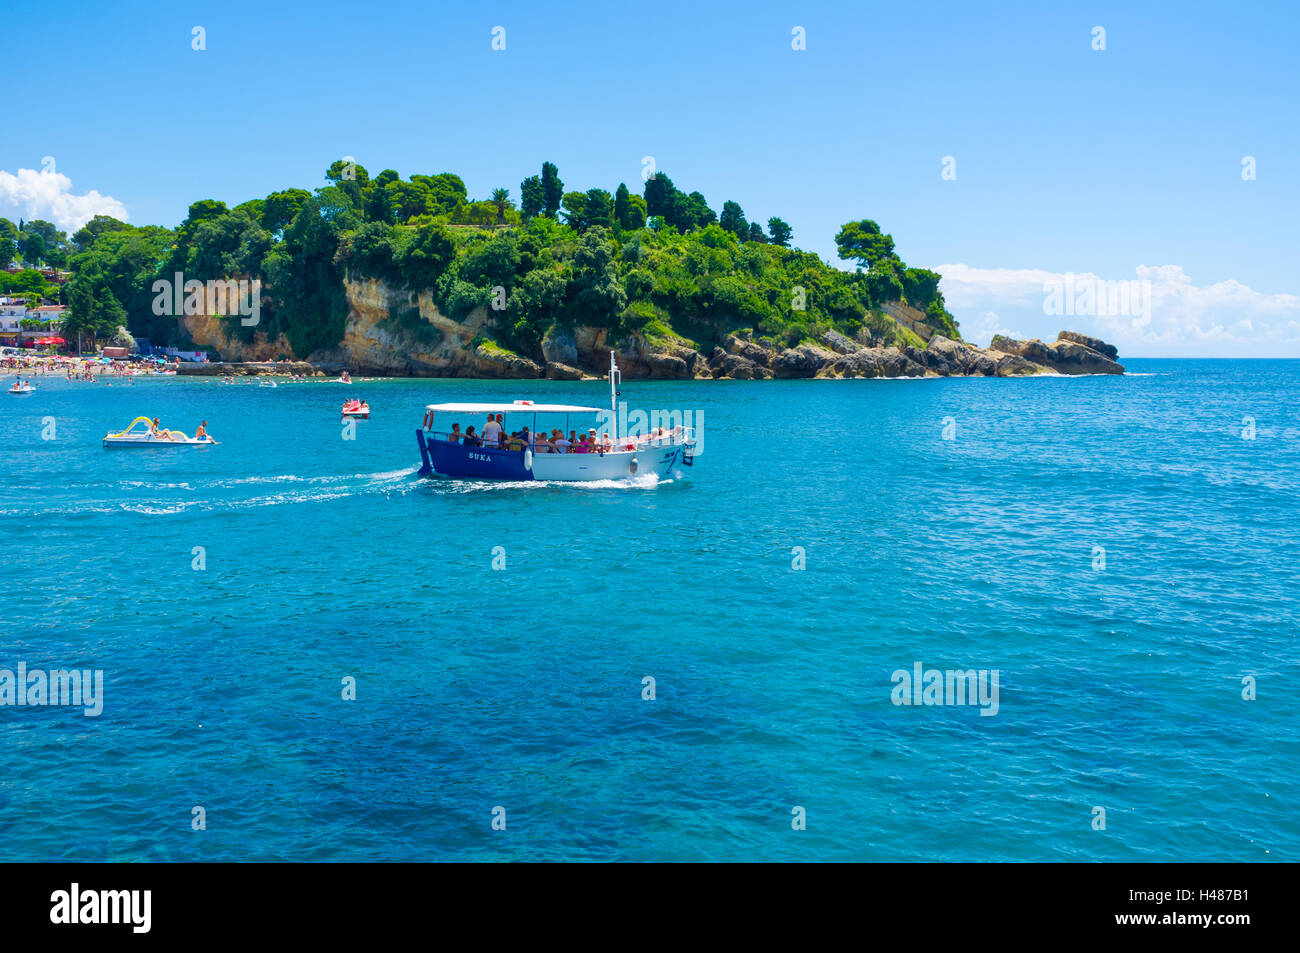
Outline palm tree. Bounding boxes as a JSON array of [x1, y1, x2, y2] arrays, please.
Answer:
[[490, 188, 510, 226]]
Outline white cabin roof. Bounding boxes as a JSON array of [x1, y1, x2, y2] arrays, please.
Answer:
[[425, 402, 603, 414]]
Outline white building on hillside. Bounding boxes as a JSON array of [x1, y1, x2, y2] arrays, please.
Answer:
[[0, 296, 28, 338]]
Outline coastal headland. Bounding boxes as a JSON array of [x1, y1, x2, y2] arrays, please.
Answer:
[[40, 159, 1124, 382], [175, 311, 1124, 381]]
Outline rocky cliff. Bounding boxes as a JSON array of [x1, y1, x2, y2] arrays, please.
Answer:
[[178, 276, 1123, 379], [694, 329, 1123, 380]]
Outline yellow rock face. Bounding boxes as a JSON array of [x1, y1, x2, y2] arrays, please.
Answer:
[[178, 311, 293, 363]]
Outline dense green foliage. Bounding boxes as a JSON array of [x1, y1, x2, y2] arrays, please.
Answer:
[[1, 216, 72, 270], [54, 160, 959, 358]]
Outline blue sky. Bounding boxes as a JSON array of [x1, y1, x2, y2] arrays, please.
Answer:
[[3, 0, 1297, 356]]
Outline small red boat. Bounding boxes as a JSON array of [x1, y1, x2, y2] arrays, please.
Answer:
[[341, 399, 370, 419]]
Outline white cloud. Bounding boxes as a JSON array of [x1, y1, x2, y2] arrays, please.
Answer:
[[936, 263, 1300, 357], [966, 310, 1024, 344], [0, 167, 129, 233]]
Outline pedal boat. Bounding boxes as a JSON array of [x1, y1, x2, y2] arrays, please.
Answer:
[[103, 416, 218, 448], [341, 399, 370, 418]]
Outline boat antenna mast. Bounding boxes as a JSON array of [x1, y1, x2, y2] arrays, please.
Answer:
[[609, 350, 621, 444]]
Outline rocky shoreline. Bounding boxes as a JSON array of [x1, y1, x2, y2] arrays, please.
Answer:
[[174, 278, 1125, 381], [691, 328, 1124, 380], [175, 329, 1123, 380]]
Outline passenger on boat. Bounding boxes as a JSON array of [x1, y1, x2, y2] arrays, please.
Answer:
[[505, 431, 524, 451], [150, 418, 172, 440], [482, 414, 503, 446], [195, 421, 208, 440], [573, 434, 590, 453], [535, 430, 554, 453], [600, 432, 613, 453], [464, 425, 481, 447], [553, 429, 570, 453], [568, 430, 579, 448], [448, 423, 462, 443]]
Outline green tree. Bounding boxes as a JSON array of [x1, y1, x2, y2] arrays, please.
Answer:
[[260, 197, 349, 356], [614, 183, 646, 231], [834, 219, 894, 269], [365, 183, 395, 223], [388, 180, 434, 221], [504, 266, 566, 354], [644, 173, 675, 220], [490, 188, 511, 225], [614, 183, 632, 230], [22, 233, 46, 265], [584, 188, 614, 230], [902, 267, 942, 309], [719, 201, 748, 241], [863, 256, 904, 303], [561, 191, 589, 231], [520, 175, 544, 219], [233, 198, 266, 223], [413, 173, 468, 216], [460, 200, 498, 227], [262, 189, 312, 234], [748, 222, 767, 243], [540, 162, 563, 217], [669, 191, 715, 231], [178, 200, 229, 242], [23, 219, 63, 248], [396, 223, 455, 289], [340, 221, 400, 282], [767, 217, 792, 247], [64, 264, 128, 344], [188, 208, 272, 278], [315, 185, 362, 228], [326, 159, 370, 184], [460, 233, 520, 288], [567, 228, 626, 326]]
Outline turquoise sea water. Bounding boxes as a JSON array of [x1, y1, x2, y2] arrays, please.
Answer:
[[1, 360, 1297, 862]]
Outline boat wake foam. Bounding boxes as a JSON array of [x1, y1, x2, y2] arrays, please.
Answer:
[[5, 468, 422, 517], [428, 471, 673, 493]]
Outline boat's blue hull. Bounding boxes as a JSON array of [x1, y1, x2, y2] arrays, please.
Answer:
[[417, 429, 534, 480]]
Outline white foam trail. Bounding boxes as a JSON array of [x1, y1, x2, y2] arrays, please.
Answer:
[[429, 471, 671, 493], [8, 467, 425, 517]]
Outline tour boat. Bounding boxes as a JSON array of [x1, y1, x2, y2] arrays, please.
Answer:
[[103, 416, 218, 448], [416, 353, 696, 482], [342, 399, 370, 418]]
